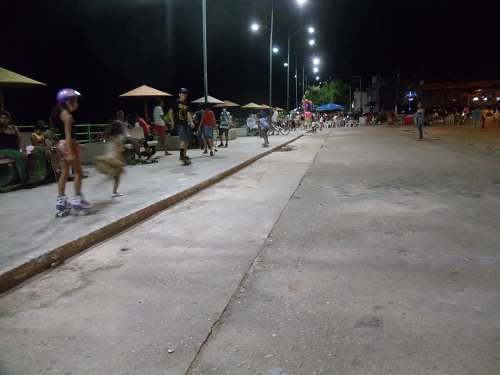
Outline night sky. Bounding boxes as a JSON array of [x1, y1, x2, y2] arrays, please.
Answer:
[[3, 0, 498, 125]]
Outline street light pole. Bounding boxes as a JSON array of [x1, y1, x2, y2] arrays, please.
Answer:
[[295, 64, 298, 110], [202, 0, 208, 102], [287, 26, 314, 111], [287, 33, 291, 111], [253, 0, 306, 115], [269, 6, 274, 117]]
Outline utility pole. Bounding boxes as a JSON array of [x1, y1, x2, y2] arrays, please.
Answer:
[[395, 69, 400, 115], [351, 75, 362, 112], [345, 84, 352, 114]]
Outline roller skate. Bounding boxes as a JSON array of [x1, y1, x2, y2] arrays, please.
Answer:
[[70, 194, 93, 216], [55, 194, 72, 217], [262, 142, 270, 147]]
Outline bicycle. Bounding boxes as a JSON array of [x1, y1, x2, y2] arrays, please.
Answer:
[[274, 121, 290, 135]]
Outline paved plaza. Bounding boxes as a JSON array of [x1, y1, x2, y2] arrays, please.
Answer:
[[0, 122, 499, 374]]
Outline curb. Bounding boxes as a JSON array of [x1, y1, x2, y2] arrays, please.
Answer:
[[0, 135, 303, 295]]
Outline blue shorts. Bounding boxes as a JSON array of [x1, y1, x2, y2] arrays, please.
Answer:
[[176, 123, 191, 142], [259, 118, 269, 130], [201, 126, 214, 140]]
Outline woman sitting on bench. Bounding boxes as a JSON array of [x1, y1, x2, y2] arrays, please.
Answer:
[[0, 111, 28, 186]]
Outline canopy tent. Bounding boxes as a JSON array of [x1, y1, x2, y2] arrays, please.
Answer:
[[316, 103, 344, 111], [191, 95, 224, 104], [213, 100, 240, 108], [118, 85, 172, 122], [0, 67, 47, 111]]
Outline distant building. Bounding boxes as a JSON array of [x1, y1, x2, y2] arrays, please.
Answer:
[[419, 80, 500, 110], [364, 77, 500, 114]]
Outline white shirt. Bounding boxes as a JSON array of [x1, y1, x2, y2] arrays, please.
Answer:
[[153, 106, 165, 126]]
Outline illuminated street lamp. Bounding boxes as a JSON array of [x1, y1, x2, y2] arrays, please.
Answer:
[[252, 0, 308, 115], [286, 25, 314, 111], [305, 67, 319, 89]]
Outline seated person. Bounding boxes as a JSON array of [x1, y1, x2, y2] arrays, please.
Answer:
[[44, 122, 60, 143], [27, 120, 48, 180], [133, 113, 154, 158], [31, 120, 47, 146], [116, 110, 142, 161], [0, 111, 28, 186], [246, 114, 259, 135]]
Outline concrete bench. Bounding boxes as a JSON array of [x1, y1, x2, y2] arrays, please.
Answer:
[[0, 158, 15, 165], [214, 128, 237, 140], [165, 135, 181, 151], [235, 127, 248, 137], [0, 158, 17, 190], [123, 127, 159, 154], [81, 142, 106, 164]]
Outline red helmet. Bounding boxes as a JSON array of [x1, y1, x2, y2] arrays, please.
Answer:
[[56, 88, 81, 104]]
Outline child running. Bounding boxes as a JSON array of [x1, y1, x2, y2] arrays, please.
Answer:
[[94, 120, 126, 197]]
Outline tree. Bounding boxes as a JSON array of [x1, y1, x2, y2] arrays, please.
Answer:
[[304, 79, 348, 106]]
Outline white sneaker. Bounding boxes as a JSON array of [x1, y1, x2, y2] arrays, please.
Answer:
[[111, 192, 124, 198]]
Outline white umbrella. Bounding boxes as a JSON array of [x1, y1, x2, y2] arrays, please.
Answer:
[[213, 100, 240, 108], [191, 95, 224, 104]]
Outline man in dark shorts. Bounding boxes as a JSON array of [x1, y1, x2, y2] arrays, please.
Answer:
[[168, 88, 195, 162], [218, 107, 231, 147]]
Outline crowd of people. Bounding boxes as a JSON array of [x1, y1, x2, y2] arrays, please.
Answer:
[[3, 85, 367, 215]]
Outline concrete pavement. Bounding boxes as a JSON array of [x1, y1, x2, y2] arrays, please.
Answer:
[[0, 131, 304, 294], [1, 123, 499, 374]]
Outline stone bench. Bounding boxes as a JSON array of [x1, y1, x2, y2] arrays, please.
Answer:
[[214, 128, 237, 140], [123, 127, 159, 158], [165, 135, 181, 151], [81, 142, 106, 164], [235, 127, 248, 137]]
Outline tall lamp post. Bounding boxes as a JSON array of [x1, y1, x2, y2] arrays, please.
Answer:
[[286, 26, 314, 111], [251, 22, 275, 117], [202, 0, 208, 102], [252, 0, 308, 116]]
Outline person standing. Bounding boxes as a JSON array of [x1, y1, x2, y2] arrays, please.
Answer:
[[304, 109, 312, 130], [271, 108, 279, 135], [470, 106, 481, 130], [193, 104, 204, 150], [480, 107, 487, 129], [415, 102, 425, 141], [50, 88, 92, 216], [218, 107, 231, 147], [168, 88, 195, 162], [153, 98, 171, 156], [198, 102, 217, 156], [256, 109, 270, 147]]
